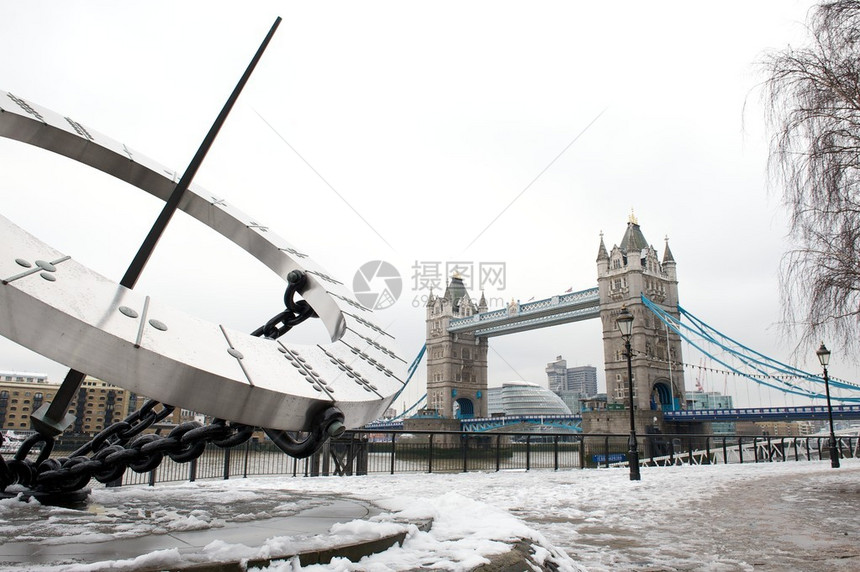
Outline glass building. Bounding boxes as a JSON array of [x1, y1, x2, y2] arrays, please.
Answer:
[[487, 382, 573, 417], [686, 390, 735, 434]]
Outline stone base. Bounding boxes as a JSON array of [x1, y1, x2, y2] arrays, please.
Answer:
[[581, 410, 711, 462], [403, 417, 462, 447], [581, 408, 665, 435], [581, 409, 667, 462]]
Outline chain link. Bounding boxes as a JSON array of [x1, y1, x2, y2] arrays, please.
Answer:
[[251, 270, 317, 340]]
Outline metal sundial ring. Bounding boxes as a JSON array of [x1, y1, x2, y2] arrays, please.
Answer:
[[0, 88, 407, 437]]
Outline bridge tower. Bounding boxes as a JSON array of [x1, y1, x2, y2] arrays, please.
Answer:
[[424, 274, 489, 419], [596, 214, 685, 415]]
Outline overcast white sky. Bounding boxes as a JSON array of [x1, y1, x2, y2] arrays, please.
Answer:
[[1, 1, 853, 412]]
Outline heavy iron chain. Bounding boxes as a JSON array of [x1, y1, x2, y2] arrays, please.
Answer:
[[0, 270, 330, 496], [0, 399, 255, 494]]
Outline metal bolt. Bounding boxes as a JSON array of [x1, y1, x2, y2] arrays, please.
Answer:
[[35, 260, 56, 272], [118, 306, 139, 318]]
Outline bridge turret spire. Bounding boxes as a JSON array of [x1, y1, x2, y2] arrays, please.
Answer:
[[443, 273, 470, 313], [619, 217, 648, 255], [662, 236, 677, 281], [478, 291, 488, 312], [662, 235, 675, 264], [596, 231, 609, 262], [597, 231, 610, 276]]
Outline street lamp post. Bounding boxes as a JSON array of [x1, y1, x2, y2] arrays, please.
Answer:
[[816, 343, 840, 469], [616, 306, 640, 480]]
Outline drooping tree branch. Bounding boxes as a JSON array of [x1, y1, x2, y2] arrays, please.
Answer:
[[762, 1, 860, 358]]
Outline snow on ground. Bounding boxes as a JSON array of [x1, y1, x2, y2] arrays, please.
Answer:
[[1, 460, 858, 571], [248, 460, 860, 571]]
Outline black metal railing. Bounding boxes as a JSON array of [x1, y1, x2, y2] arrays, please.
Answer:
[[28, 429, 859, 487]]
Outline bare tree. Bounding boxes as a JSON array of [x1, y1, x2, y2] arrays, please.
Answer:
[[762, 0, 860, 356]]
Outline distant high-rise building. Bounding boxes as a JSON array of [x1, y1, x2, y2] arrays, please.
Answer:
[[545, 358, 598, 414], [545, 357, 597, 396], [545, 356, 568, 393], [566, 365, 598, 396]]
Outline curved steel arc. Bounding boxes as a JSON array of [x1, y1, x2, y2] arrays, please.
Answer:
[[0, 90, 407, 431]]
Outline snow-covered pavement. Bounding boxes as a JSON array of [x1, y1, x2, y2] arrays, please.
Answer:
[[1, 460, 858, 571]]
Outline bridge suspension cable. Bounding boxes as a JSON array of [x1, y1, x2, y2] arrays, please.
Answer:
[[387, 344, 427, 420], [391, 393, 427, 421], [641, 295, 860, 403]]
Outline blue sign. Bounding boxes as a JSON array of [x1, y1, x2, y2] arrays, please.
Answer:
[[592, 453, 626, 463]]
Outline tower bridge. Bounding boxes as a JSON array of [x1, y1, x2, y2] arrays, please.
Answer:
[[418, 214, 686, 437]]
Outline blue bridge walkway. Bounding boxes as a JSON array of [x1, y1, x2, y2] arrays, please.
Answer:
[[447, 287, 599, 337], [364, 404, 860, 432]]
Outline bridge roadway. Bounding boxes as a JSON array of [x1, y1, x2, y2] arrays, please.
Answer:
[[446, 287, 599, 337], [364, 404, 860, 432]]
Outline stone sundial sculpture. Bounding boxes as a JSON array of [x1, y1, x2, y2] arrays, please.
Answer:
[[0, 19, 406, 499]]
